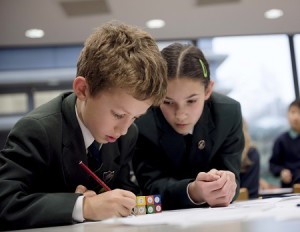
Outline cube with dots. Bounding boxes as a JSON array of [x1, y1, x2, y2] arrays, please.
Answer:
[[133, 205, 146, 215], [153, 195, 162, 213], [136, 196, 146, 206], [134, 194, 162, 215]]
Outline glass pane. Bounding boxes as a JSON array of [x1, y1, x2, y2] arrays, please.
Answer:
[[157, 40, 192, 51], [199, 35, 295, 186], [294, 34, 300, 94], [34, 90, 67, 108], [0, 93, 28, 114]]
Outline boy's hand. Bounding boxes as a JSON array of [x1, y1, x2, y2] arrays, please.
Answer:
[[188, 169, 236, 207], [83, 189, 136, 220], [75, 185, 97, 197]]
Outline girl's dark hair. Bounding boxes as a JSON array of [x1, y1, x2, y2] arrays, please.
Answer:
[[160, 43, 210, 88]]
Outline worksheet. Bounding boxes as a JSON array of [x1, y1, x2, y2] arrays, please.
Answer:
[[99, 196, 300, 228]]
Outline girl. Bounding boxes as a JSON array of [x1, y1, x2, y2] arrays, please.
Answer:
[[133, 43, 244, 209]]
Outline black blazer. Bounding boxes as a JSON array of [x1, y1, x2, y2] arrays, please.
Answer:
[[240, 147, 260, 199], [133, 92, 244, 210], [0, 92, 139, 230]]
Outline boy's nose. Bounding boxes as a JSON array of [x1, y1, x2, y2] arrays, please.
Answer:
[[115, 121, 131, 136]]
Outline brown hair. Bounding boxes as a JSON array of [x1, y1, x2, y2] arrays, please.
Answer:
[[160, 43, 210, 88], [240, 119, 254, 172], [77, 21, 167, 106]]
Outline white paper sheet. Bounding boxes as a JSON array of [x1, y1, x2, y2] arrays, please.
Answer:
[[99, 196, 300, 228]]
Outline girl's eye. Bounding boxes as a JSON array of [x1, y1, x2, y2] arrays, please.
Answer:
[[163, 100, 173, 105], [187, 99, 197, 104]]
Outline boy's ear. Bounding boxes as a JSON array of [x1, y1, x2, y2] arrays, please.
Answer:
[[73, 76, 89, 100], [204, 81, 214, 100]]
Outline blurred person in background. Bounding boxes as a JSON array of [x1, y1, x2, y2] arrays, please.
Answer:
[[269, 98, 300, 188]]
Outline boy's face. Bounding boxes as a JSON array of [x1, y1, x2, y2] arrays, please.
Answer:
[[288, 105, 300, 133], [74, 77, 151, 144], [160, 78, 213, 135]]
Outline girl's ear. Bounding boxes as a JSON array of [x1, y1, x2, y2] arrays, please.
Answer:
[[73, 76, 89, 100], [204, 81, 214, 100]]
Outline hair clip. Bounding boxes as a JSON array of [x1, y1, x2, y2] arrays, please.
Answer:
[[199, 59, 208, 78]]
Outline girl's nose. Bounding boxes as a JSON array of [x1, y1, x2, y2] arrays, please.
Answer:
[[175, 107, 187, 121]]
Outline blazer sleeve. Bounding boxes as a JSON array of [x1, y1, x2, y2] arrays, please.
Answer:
[[208, 99, 244, 202], [0, 117, 79, 230], [269, 135, 285, 176], [240, 147, 260, 199]]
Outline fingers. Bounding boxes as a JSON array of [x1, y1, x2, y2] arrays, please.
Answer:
[[83, 189, 136, 221], [75, 185, 96, 197], [209, 171, 237, 206], [113, 189, 136, 212], [75, 185, 87, 194], [207, 169, 219, 176], [84, 191, 97, 197], [191, 170, 237, 207], [196, 171, 220, 182], [115, 188, 136, 200]]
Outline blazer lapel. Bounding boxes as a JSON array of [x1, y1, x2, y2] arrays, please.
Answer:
[[99, 143, 120, 183], [155, 102, 216, 171], [155, 108, 186, 168], [190, 102, 215, 168], [60, 93, 89, 190]]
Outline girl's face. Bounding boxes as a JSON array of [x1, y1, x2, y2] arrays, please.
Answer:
[[160, 78, 213, 135]]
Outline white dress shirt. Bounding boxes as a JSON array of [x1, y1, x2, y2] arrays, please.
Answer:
[[72, 106, 95, 222]]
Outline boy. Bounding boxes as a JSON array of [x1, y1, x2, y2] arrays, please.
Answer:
[[269, 98, 300, 187], [0, 21, 167, 230]]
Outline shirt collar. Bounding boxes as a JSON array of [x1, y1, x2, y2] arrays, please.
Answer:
[[75, 106, 94, 151], [289, 129, 300, 139]]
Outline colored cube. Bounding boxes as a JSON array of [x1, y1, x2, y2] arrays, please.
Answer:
[[146, 195, 154, 205], [136, 196, 146, 206], [135, 194, 162, 215], [133, 205, 146, 215], [155, 204, 162, 213], [146, 205, 155, 214], [153, 195, 161, 204]]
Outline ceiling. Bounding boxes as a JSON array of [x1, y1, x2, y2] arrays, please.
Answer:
[[0, 0, 299, 47]]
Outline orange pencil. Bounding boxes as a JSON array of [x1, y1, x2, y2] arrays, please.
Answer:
[[79, 161, 111, 191]]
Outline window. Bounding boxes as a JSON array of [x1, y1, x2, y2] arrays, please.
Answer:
[[0, 93, 28, 114], [198, 35, 295, 185], [294, 34, 300, 94]]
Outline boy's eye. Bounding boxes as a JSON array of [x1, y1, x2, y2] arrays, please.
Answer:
[[112, 112, 125, 119]]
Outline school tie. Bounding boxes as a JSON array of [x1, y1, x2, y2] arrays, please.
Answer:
[[87, 140, 102, 172], [184, 134, 193, 156], [181, 134, 193, 171]]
